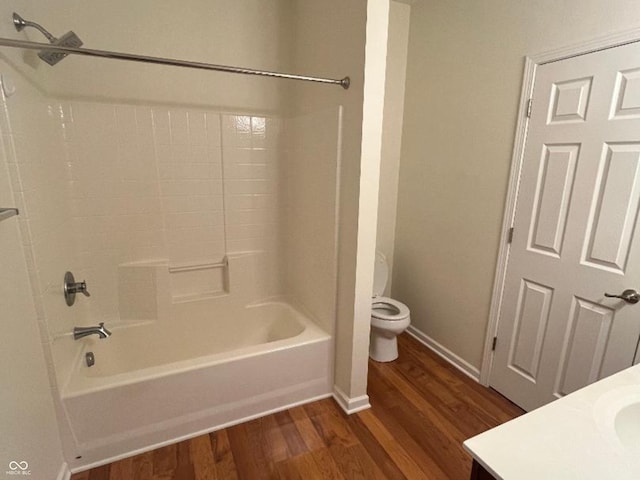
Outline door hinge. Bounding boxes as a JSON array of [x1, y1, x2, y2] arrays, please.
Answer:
[[526, 98, 532, 118], [492, 336, 498, 351], [507, 227, 514, 244]]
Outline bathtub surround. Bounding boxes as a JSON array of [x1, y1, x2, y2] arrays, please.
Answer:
[[0, 86, 67, 480], [63, 105, 285, 325], [0, 67, 84, 387], [284, 107, 341, 336], [0, 0, 376, 473], [0, 62, 82, 480], [4, 87, 291, 386], [0, 67, 342, 469]]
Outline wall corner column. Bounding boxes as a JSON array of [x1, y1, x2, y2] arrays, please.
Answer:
[[333, 0, 391, 413]]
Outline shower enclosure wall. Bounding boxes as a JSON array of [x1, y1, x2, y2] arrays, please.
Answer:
[[0, 0, 366, 471]]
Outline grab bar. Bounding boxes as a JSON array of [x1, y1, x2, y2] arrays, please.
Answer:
[[0, 208, 19, 222], [168, 258, 228, 274]]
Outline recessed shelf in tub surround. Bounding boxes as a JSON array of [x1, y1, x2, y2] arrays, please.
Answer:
[[117, 258, 228, 316], [168, 257, 230, 303], [116, 253, 273, 323], [167, 258, 228, 273]]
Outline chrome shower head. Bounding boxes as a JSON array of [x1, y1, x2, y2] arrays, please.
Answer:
[[12, 12, 83, 65], [38, 31, 83, 66]]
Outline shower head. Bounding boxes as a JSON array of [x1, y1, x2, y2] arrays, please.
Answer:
[[12, 12, 83, 65], [37, 31, 84, 66]]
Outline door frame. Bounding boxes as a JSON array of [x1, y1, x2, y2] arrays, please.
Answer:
[[480, 26, 640, 386]]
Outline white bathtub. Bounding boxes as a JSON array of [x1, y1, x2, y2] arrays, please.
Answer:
[[61, 300, 332, 471]]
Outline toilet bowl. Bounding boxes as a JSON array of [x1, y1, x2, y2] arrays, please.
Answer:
[[370, 251, 411, 362]]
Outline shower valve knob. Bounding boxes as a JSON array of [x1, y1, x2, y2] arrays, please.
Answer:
[[64, 271, 91, 306], [76, 281, 91, 297]]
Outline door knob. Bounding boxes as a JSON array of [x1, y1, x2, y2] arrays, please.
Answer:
[[604, 289, 640, 304]]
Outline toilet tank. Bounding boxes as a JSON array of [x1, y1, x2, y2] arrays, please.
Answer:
[[372, 251, 388, 297]]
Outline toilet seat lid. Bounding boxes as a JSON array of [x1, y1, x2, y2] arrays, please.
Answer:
[[371, 296, 410, 321], [372, 251, 388, 297]]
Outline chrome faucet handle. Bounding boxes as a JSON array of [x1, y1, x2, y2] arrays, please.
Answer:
[[76, 281, 91, 297], [64, 271, 91, 306]]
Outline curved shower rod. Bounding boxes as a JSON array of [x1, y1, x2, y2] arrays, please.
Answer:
[[0, 37, 351, 89]]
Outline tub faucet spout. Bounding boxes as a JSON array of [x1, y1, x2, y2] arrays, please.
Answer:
[[73, 322, 111, 340]]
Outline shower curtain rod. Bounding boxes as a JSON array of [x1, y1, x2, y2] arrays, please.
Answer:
[[0, 37, 351, 89]]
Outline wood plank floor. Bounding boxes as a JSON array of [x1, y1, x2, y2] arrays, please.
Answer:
[[71, 334, 523, 480]]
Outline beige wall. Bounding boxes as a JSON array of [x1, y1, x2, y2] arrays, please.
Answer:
[[376, 1, 411, 295], [394, 0, 640, 369], [0, 93, 65, 480], [2, 0, 292, 110]]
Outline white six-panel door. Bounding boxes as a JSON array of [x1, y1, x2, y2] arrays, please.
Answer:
[[490, 41, 640, 411]]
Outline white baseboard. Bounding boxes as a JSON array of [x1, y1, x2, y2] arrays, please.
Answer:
[[406, 326, 480, 382], [56, 462, 71, 480], [332, 385, 371, 414]]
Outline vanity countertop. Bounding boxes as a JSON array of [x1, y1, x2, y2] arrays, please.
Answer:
[[464, 363, 640, 479]]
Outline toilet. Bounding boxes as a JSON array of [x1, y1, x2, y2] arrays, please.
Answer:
[[369, 251, 411, 362]]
